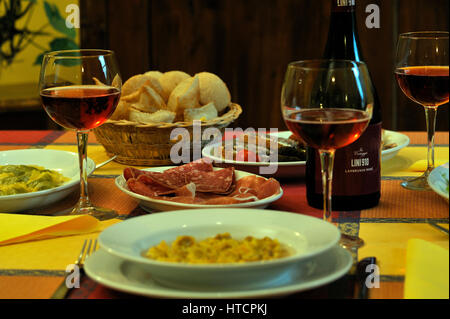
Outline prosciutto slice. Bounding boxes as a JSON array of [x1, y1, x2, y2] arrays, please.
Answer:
[[230, 176, 280, 200]]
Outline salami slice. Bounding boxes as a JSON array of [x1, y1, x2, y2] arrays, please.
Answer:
[[126, 178, 162, 198], [136, 174, 175, 195], [138, 158, 215, 190], [165, 158, 214, 175], [137, 161, 232, 193], [187, 167, 235, 193], [123, 167, 146, 181]]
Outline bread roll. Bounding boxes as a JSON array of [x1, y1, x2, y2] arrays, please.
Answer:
[[122, 74, 150, 97], [129, 108, 176, 124], [122, 74, 165, 101], [132, 85, 166, 113], [92, 75, 121, 89], [144, 70, 163, 79], [112, 74, 122, 89], [167, 76, 200, 120], [184, 102, 218, 122], [196, 72, 231, 113], [92, 77, 106, 86], [110, 100, 131, 120], [144, 76, 166, 101], [121, 90, 140, 103], [159, 71, 191, 102]]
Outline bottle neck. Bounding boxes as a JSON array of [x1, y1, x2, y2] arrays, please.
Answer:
[[324, 0, 362, 61], [331, 0, 356, 12]]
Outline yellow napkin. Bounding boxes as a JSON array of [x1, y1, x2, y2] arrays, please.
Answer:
[[409, 159, 448, 172], [0, 213, 100, 246], [404, 239, 449, 299], [382, 147, 448, 177]]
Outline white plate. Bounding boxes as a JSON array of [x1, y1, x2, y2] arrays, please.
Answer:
[[85, 244, 352, 299], [115, 167, 283, 212], [98, 209, 341, 290], [0, 149, 96, 213], [201, 131, 305, 178], [428, 162, 449, 201], [382, 130, 410, 161]]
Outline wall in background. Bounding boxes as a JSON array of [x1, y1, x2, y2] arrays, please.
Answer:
[[80, 0, 449, 132], [1, 0, 448, 131]]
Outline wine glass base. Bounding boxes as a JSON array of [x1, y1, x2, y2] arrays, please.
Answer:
[[69, 206, 118, 221], [339, 233, 365, 249], [401, 173, 431, 191]]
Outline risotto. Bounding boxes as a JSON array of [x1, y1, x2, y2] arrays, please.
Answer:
[[144, 232, 290, 264]]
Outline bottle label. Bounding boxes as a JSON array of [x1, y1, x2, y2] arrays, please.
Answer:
[[314, 122, 382, 196], [337, 0, 355, 6], [333, 0, 356, 12]]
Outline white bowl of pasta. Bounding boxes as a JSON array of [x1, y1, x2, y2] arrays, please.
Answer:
[[98, 208, 341, 290], [0, 149, 95, 213]]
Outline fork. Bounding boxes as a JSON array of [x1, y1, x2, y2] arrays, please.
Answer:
[[95, 155, 117, 170], [51, 239, 98, 299]]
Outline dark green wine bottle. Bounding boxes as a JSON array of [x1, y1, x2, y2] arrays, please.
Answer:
[[306, 0, 382, 211]]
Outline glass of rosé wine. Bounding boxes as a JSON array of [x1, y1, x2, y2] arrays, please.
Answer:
[[281, 60, 375, 248], [395, 31, 449, 191], [39, 50, 121, 220]]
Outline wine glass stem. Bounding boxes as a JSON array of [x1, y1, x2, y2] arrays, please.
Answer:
[[424, 106, 437, 175], [76, 131, 91, 209], [319, 149, 335, 224]]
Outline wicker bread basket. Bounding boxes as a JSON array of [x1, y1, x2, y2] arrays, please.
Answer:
[[93, 103, 242, 166]]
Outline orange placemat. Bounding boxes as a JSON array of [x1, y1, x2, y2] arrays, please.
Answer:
[[0, 276, 64, 299], [405, 131, 449, 145], [52, 130, 99, 144], [362, 180, 449, 219]]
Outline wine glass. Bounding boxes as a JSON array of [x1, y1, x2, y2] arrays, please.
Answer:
[[281, 60, 374, 248], [395, 31, 449, 191], [39, 49, 122, 220]]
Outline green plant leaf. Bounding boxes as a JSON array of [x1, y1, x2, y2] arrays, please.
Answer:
[[34, 38, 80, 67], [43, 1, 76, 39], [34, 53, 46, 66], [50, 38, 80, 66], [49, 37, 79, 51]]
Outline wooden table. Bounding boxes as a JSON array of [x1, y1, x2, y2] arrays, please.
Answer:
[[0, 130, 448, 300]]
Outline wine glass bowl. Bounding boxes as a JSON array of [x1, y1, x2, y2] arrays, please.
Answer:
[[39, 49, 122, 220], [281, 60, 375, 248], [395, 31, 449, 191]]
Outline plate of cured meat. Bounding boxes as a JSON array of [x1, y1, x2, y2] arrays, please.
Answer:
[[116, 159, 283, 212]]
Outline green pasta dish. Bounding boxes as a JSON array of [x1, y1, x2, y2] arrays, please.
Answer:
[[0, 165, 69, 196]]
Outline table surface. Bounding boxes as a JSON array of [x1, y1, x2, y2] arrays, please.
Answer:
[[0, 130, 448, 300]]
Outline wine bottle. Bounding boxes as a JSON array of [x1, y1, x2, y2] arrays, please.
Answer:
[[306, 0, 382, 211]]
